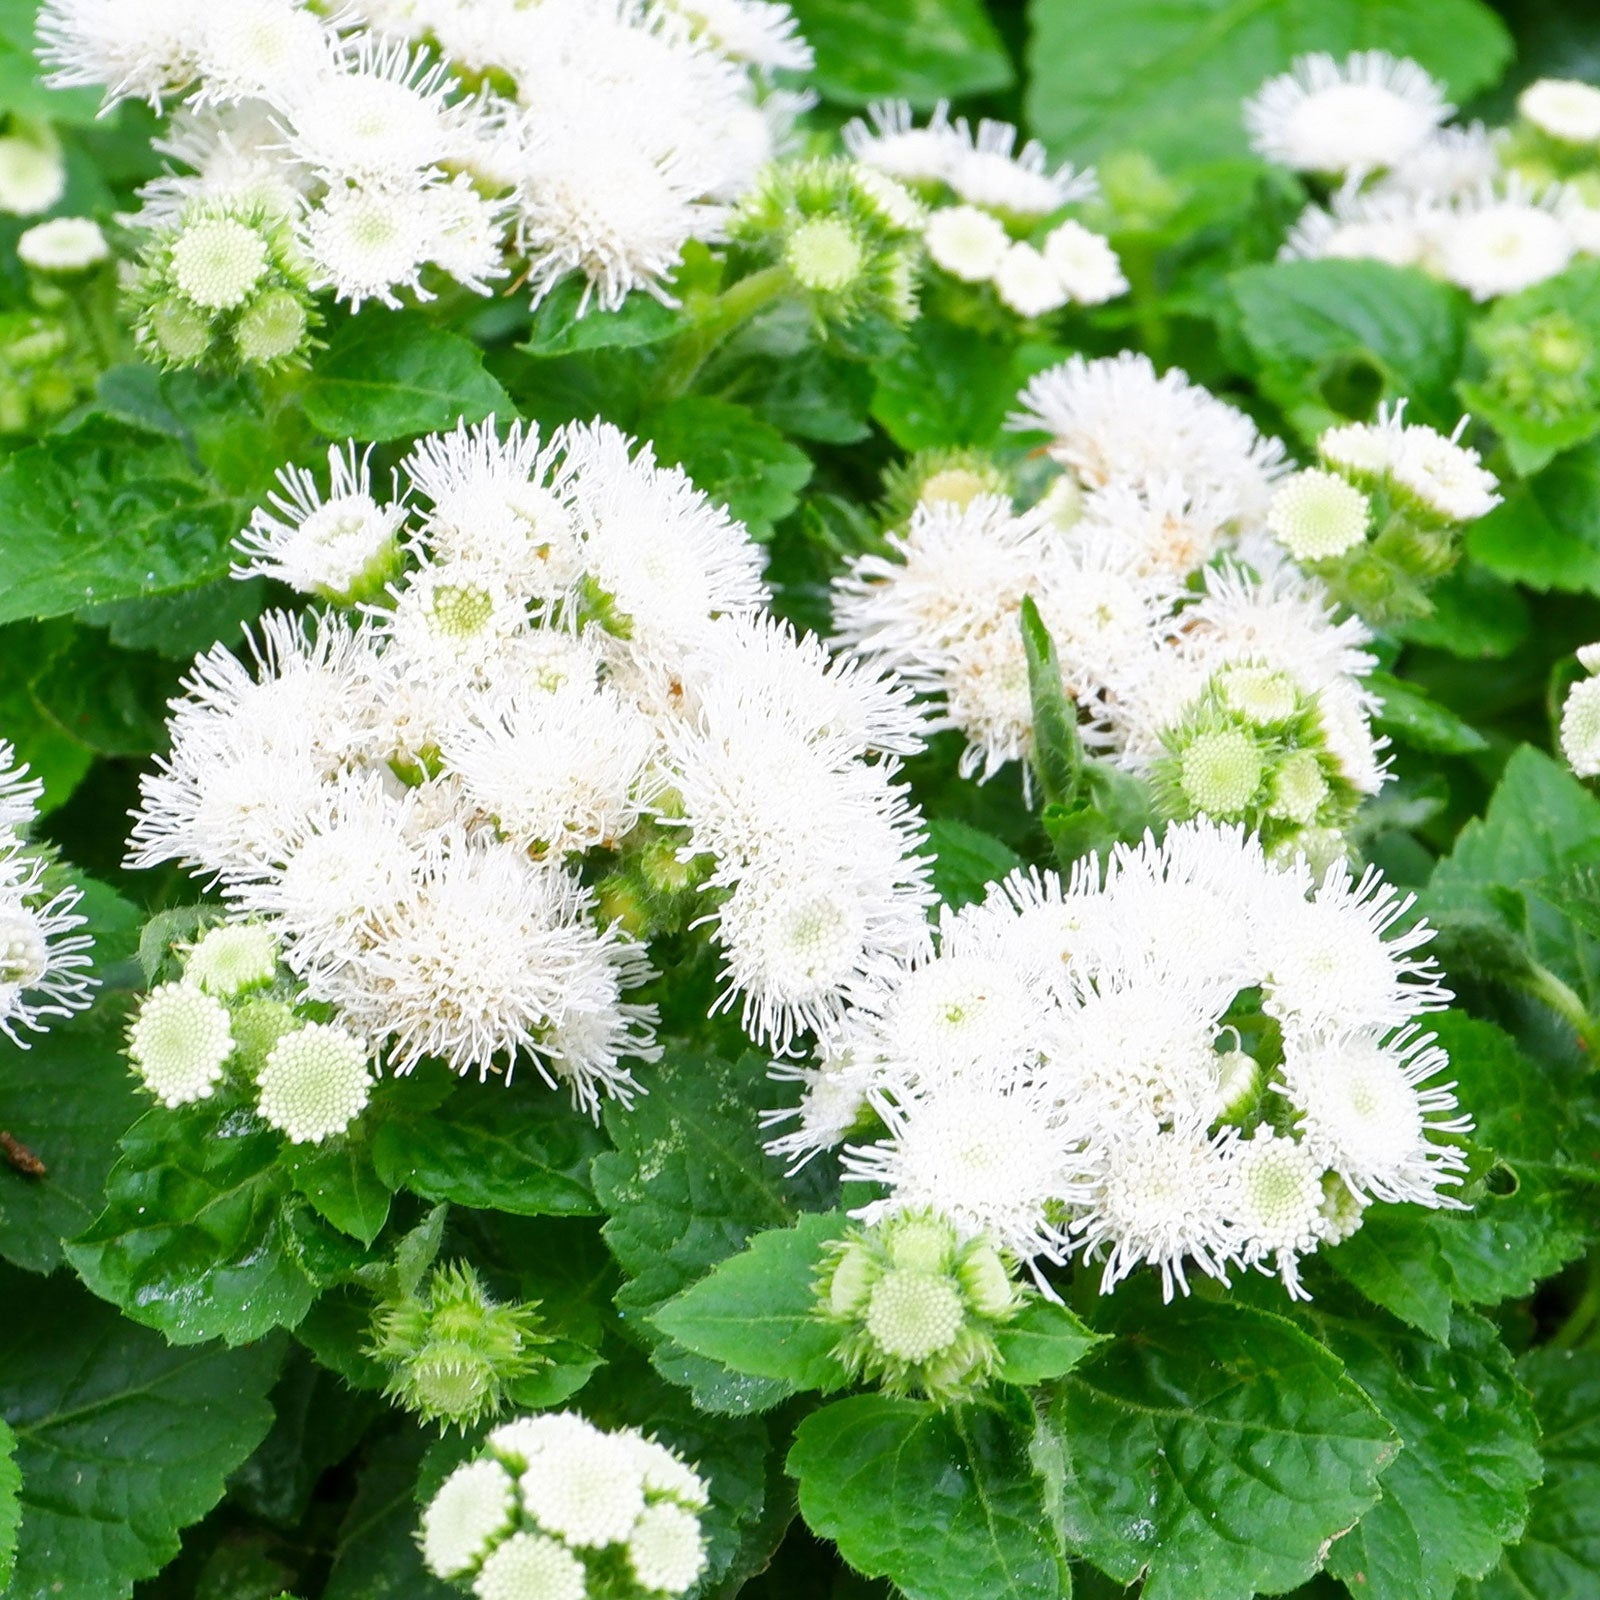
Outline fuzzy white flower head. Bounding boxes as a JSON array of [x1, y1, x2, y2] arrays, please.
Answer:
[[191, 1, 339, 108], [128, 981, 234, 1106], [0, 859, 97, 1046], [1381, 121, 1502, 202], [38, 0, 207, 107], [1072, 476, 1236, 580], [1519, 78, 1600, 146], [1389, 419, 1501, 522], [420, 174, 509, 296], [378, 561, 527, 683], [303, 176, 438, 310], [135, 103, 314, 231], [184, 922, 278, 998], [235, 444, 406, 601], [420, 1458, 517, 1579], [613, 1427, 710, 1509], [17, 217, 109, 273], [1244, 51, 1450, 177], [1266, 468, 1371, 561], [519, 1420, 647, 1547], [993, 242, 1068, 317], [1562, 672, 1600, 777], [0, 742, 43, 837], [628, 1501, 706, 1594], [1279, 184, 1434, 269], [663, 0, 813, 73], [0, 133, 66, 216], [1318, 406, 1409, 479], [1042, 219, 1127, 305], [762, 1052, 879, 1168], [842, 100, 956, 186], [255, 1022, 373, 1143], [1433, 183, 1576, 301], [944, 117, 1097, 218], [472, 1531, 586, 1600], [923, 203, 1010, 282], [1226, 1129, 1327, 1299]]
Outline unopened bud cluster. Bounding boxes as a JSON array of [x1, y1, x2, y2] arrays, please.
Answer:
[[880, 448, 1012, 528], [1265, 402, 1501, 622], [419, 1411, 709, 1600], [129, 201, 316, 372], [370, 1261, 550, 1430], [816, 1209, 1024, 1404], [126, 921, 373, 1142]]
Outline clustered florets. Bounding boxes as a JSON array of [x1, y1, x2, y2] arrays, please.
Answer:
[[418, 1412, 709, 1599]]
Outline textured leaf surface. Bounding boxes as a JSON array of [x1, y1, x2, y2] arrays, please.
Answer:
[[790, 1394, 1069, 1600], [923, 819, 1024, 911], [0, 1416, 16, 1590], [285, 1137, 392, 1246], [0, 1266, 280, 1600], [792, 0, 1013, 105], [1469, 443, 1600, 594], [1041, 1289, 1397, 1600], [323, 1427, 455, 1600]]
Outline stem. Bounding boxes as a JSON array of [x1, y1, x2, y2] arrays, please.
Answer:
[[656, 264, 792, 397], [1515, 960, 1600, 1058], [1550, 1253, 1600, 1351], [1119, 237, 1168, 367]]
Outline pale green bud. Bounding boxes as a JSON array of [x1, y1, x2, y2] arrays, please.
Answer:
[[1216, 666, 1299, 727], [1179, 728, 1265, 818], [183, 922, 279, 998], [233, 285, 310, 367], [170, 216, 270, 311], [1266, 469, 1371, 563], [825, 1240, 879, 1318], [128, 982, 235, 1107], [864, 1268, 965, 1362], [785, 216, 865, 293], [147, 297, 213, 364], [255, 1022, 372, 1143], [230, 997, 300, 1076], [1268, 749, 1331, 826], [956, 1242, 1020, 1321]]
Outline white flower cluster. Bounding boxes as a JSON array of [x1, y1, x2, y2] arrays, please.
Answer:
[[129, 417, 930, 1102], [1250, 53, 1600, 301], [1561, 642, 1600, 778], [833, 353, 1386, 805], [0, 741, 95, 1047], [420, 1411, 709, 1600], [0, 121, 67, 216], [43, 0, 807, 315], [773, 820, 1470, 1301], [845, 102, 1126, 316]]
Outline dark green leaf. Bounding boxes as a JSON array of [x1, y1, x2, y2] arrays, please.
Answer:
[[0, 1416, 16, 1591], [789, 1392, 1068, 1600], [0, 1265, 280, 1600], [922, 818, 1024, 910], [1040, 1287, 1396, 1600], [1369, 670, 1489, 755], [1391, 563, 1530, 660], [993, 1298, 1103, 1388], [1324, 1205, 1454, 1342], [523, 279, 688, 357], [371, 1082, 606, 1217], [323, 1427, 455, 1600], [67, 1097, 318, 1346], [871, 321, 1024, 452], [301, 315, 514, 442], [791, 0, 1013, 106], [652, 1210, 852, 1395], [285, 1137, 392, 1247]]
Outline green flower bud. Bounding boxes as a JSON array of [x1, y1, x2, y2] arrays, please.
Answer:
[[1268, 748, 1331, 826], [824, 1239, 879, 1318], [183, 922, 279, 998], [1215, 665, 1299, 727], [1211, 1048, 1262, 1124], [233, 285, 312, 368], [785, 216, 865, 293], [1178, 728, 1266, 818], [956, 1242, 1020, 1321], [170, 215, 270, 311], [230, 997, 301, 1076], [127, 981, 235, 1107], [146, 296, 214, 364]]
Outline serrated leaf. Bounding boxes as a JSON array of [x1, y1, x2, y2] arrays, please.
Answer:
[[371, 1083, 606, 1217], [1313, 1302, 1541, 1600], [323, 1426, 455, 1600], [790, 0, 1013, 106], [922, 818, 1024, 911], [301, 314, 513, 442], [1325, 1205, 1454, 1342], [592, 1048, 837, 1414], [0, 1416, 17, 1590], [1468, 443, 1600, 594], [1369, 670, 1488, 755], [1025, 0, 1511, 172], [67, 1097, 317, 1346], [285, 1137, 392, 1247], [0, 1265, 280, 1600], [993, 1298, 1104, 1388], [871, 321, 1026, 451], [1227, 260, 1467, 440], [1040, 1287, 1397, 1600], [1467, 1346, 1600, 1599], [0, 1011, 144, 1275], [789, 1392, 1068, 1600], [652, 1210, 851, 1395], [523, 278, 689, 356]]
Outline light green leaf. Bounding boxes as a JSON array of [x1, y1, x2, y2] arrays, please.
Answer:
[[1041, 1287, 1397, 1600], [993, 1298, 1103, 1388], [1026, 0, 1511, 172], [790, 1393, 1068, 1600], [652, 1210, 852, 1395], [0, 1416, 17, 1591], [871, 321, 1027, 452], [791, 0, 1013, 106], [1368, 671, 1488, 755], [0, 1265, 280, 1600], [923, 818, 1024, 911], [301, 315, 514, 442], [67, 1097, 318, 1346], [523, 279, 689, 357], [1468, 443, 1600, 594], [285, 1136, 392, 1247], [1325, 1205, 1454, 1342]]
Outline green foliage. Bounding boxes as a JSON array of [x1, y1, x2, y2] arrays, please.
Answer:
[[1469, 442, 1600, 594], [791, 0, 1013, 106], [0, 1416, 17, 1591]]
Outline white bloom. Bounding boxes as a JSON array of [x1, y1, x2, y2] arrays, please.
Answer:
[[1433, 182, 1576, 301], [1226, 1129, 1327, 1298], [1244, 51, 1450, 177], [943, 117, 1096, 218], [1389, 419, 1501, 521], [375, 561, 528, 684], [191, 1, 339, 107], [234, 444, 406, 600], [1073, 476, 1236, 579], [38, 0, 207, 107], [923, 203, 1010, 282], [1266, 468, 1371, 562], [1381, 121, 1501, 202], [993, 241, 1068, 317], [472, 1532, 586, 1600], [419, 173, 509, 296], [303, 176, 439, 310], [256, 1022, 373, 1143], [1042, 219, 1127, 304], [519, 1422, 647, 1546], [136, 103, 313, 229], [17, 217, 109, 273], [0, 133, 66, 216], [420, 1458, 517, 1580], [1561, 669, 1600, 776], [1279, 184, 1434, 269], [761, 1051, 879, 1167], [662, 0, 812, 73], [0, 742, 43, 837], [0, 850, 96, 1046], [613, 1428, 710, 1509], [842, 100, 956, 186], [628, 1501, 706, 1594], [1519, 78, 1600, 146], [127, 981, 234, 1106]]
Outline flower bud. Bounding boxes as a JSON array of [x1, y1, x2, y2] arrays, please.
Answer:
[[183, 922, 279, 998], [127, 981, 234, 1107], [255, 1021, 372, 1143]]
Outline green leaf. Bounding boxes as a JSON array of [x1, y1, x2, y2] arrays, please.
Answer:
[[593, 1047, 837, 1414], [871, 321, 1025, 452], [371, 1081, 606, 1217], [993, 1298, 1103, 1388], [1391, 563, 1531, 661], [1040, 1287, 1397, 1600], [523, 278, 688, 357], [0, 1416, 17, 1591], [1324, 1205, 1454, 1342], [1468, 1346, 1600, 1599], [923, 818, 1024, 910], [66, 1097, 318, 1346], [1025, 0, 1511, 172], [0, 1011, 144, 1275], [1227, 260, 1467, 441], [1309, 1303, 1540, 1600], [0, 1265, 280, 1600], [1468, 442, 1600, 594], [1020, 595, 1081, 807], [1368, 670, 1488, 755], [285, 1137, 392, 1247], [652, 1210, 852, 1395], [644, 396, 814, 539], [0, 3, 100, 122], [301, 314, 514, 442], [790, 0, 1013, 106], [0, 427, 247, 626], [323, 1427, 455, 1600], [790, 1392, 1068, 1600]]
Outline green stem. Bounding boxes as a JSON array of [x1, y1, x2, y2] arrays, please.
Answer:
[[655, 264, 792, 397], [1515, 960, 1600, 1059], [1550, 1253, 1600, 1351], [1119, 237, 1168, 367]]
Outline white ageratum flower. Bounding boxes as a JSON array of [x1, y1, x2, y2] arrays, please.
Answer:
[[0, 741, 43, 838], [661, 0, 812, 73], [627, 1501, 707, 1593], [0, 851, 97, 1046], [992, 242, 1068, 317], [0, 131, 66, 216], [190, 1, 339, 107], [134, 103, 315, 231], [127, 981, 234, 1106], [472, 1532, 586, 1600], [376, 561, 527, 682], [419, 1458, 517, 1580], [1042, 219, 1127, 304], [1561, 648, 1600, 776], [1266, 469, 1371, 561], [233, 444, 407, 601], [255, 1021, 373, 1143], [842, 100, 957, 186], [1244, 51, 1450, 177], [302, 175, 440, 311], [923, 203, 1010, 282], [943, 117, 1097, 219], [183, 922, 278, 997], [1226, 1128, 1328, 1298], [1389, 419, 1501, 522], [38, 0, 208, 108], [1433, 181, 1577, 301], [1519, 78, 1600, 146], [1280, 184, 1434, 270], [519, 1423, 647, 1547], [16, 217, 110, 273]]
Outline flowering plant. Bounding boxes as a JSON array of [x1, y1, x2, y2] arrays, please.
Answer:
[[1, 3, 1599, 1599]]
